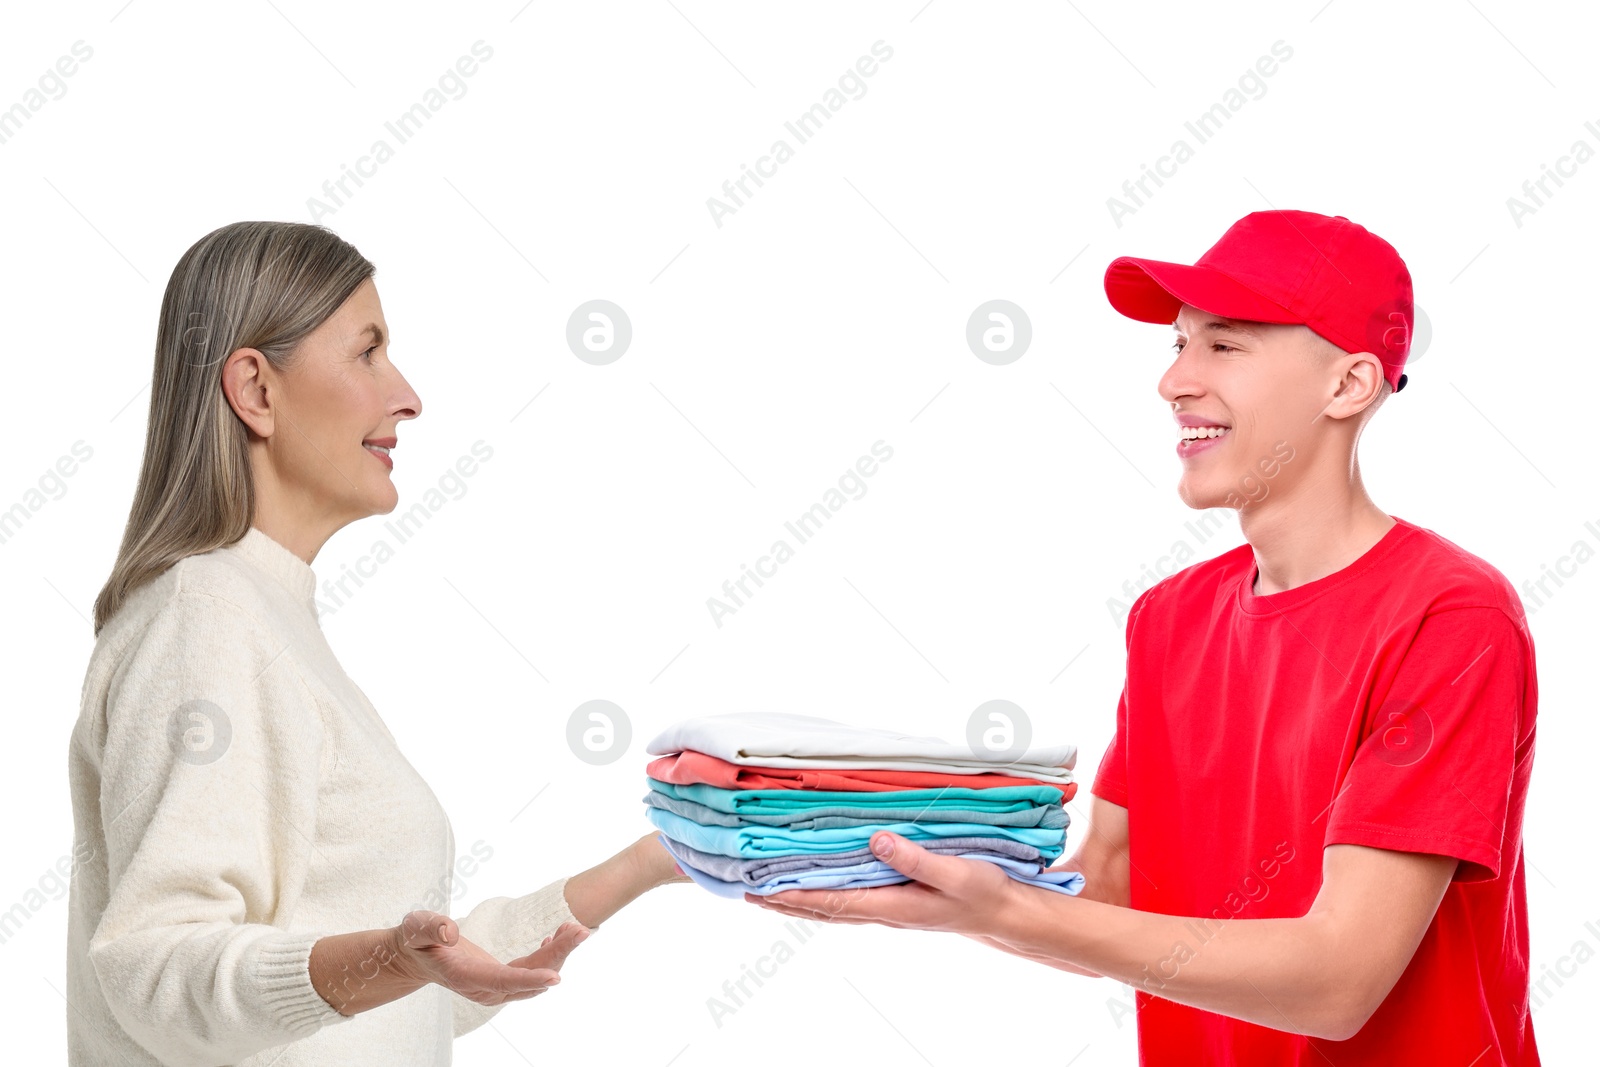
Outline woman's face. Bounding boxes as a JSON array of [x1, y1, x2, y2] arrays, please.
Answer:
[[266, 278, 421, 525]]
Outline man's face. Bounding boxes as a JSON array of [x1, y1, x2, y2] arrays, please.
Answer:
[[1158, 303, 1334, 511]]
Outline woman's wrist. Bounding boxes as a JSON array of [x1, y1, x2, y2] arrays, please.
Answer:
[[308, 927, 428, 1016], [629, 830, 687, 890], [564, 833, 684, 928]]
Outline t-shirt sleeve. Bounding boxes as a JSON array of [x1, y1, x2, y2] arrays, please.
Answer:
[[1324, 606, 1530, 883], [1090, 680, 1131, 808], [1091, 586, 1157, 809], [88, 592, 351, 1064]]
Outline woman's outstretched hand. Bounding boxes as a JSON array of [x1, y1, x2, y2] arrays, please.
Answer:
[[387, 912, 590, 1006]]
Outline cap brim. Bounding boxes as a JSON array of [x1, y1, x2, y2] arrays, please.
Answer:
[[1104, 257, 1301, 327]]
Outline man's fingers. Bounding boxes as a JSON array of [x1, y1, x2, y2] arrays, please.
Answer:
[[868, 831, 962, 890]]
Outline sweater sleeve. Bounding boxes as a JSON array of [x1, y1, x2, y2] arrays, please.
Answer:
[[449, 877, 579, 1038], [87, 591, 352, 1065]]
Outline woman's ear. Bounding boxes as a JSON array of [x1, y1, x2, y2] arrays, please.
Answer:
[[221, 347, 276, 439]]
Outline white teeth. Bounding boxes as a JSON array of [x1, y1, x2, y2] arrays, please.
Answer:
[[1178, 426, 1230, 441], [364, 444, 391, 455]]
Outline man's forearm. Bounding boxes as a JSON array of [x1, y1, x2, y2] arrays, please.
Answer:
[[965, 931, 1105, 976], [987, 884, 1353, 1039], [965, 856, 1112, 977]]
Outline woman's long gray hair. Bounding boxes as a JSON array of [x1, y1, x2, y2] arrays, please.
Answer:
[[92, 221, 373, 635]]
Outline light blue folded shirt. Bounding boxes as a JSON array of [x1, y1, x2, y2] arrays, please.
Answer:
[[659, 835, 1085, 897], [645, 806, 1065, 860]]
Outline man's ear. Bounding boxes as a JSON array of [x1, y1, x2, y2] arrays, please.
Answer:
[[1327, 351, 1386, 419], [221, 347, 276, 439]]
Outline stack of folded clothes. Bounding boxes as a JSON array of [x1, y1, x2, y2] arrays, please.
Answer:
[[643, 712, 1085, 897]]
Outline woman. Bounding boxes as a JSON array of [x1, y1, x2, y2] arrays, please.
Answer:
[[65, 220, 686, 1065]]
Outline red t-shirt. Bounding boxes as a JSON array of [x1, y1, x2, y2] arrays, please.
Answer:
[[1091, 515, 1539, 1065]]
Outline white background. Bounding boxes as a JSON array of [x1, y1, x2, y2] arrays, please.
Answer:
[[2, 1, 1595, 1063]]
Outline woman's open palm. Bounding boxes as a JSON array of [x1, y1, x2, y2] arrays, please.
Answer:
[[391, 911, 591, 1006]]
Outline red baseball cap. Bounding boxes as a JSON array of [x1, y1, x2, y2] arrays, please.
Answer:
[[1104, 210, 1414, 393]]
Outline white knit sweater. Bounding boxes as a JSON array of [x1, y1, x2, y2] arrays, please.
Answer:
[[66, 526, 577, 1065]]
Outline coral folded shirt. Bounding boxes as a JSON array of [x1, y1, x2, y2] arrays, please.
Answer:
[[647, 750, 1077, 801]]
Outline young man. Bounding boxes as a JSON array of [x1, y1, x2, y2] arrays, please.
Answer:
[[752, 210, 1540, 1065]]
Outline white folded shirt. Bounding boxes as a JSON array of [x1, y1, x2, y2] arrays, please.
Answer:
[[645, 712, 1075, 782]]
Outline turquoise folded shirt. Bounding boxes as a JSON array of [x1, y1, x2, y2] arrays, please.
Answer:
[[645, 806, 1066, 860], [645, 778, 1064, 814], [643, 784, 1069, 829]]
